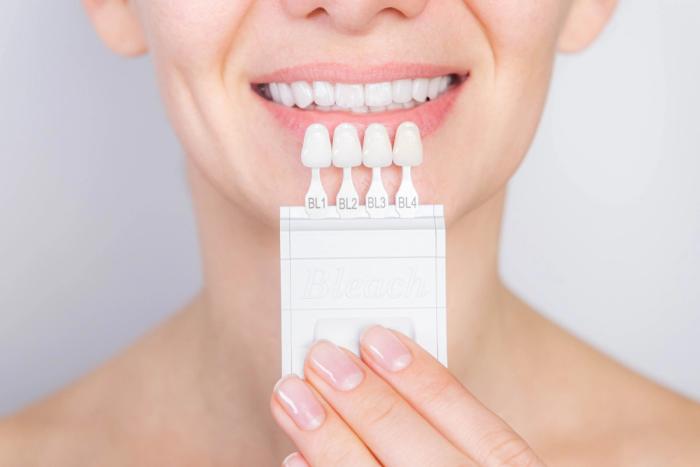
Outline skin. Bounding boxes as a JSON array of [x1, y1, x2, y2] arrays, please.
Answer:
[[1, 0, 699, 465]]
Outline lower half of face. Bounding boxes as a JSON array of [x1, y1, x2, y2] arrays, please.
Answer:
[[136, 0, 570, 227]]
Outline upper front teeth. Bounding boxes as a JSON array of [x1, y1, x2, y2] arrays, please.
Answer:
[[266, 76, 452, 112]]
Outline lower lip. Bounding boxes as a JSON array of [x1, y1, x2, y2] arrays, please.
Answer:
[[258, 83, 463, 140]]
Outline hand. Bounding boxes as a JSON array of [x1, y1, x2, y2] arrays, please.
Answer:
[[270, 325, 545, 466]]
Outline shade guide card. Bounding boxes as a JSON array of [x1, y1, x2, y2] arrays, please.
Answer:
[[280, 205, 447, 377]]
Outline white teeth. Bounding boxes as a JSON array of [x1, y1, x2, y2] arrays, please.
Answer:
[[412, 78, 429, 103], [301, 123, 332, 168], [392, 79, 413, 104], [313, 81, 335, 106], [278, 82, 295, 107], [439, 76, 449, 93], [362, 124, 393, 168], [291, 81, 314, 109], [427, 77, 442, 101], [364, 82, 392, 107], [393, 121, 423, 167], [270, 82, 281, 103], [335, 83, 365, 109], [332, 124, 362, 168], [268, 75, 455, 111]]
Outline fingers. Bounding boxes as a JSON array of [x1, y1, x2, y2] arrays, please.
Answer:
[[359, 326, 545, 467], [303, 340, 473, 467], [270, 375, 379, 467], [281, 452, 310, 467]]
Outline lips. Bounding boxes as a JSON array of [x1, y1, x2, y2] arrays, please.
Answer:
[[251, 63, 469, 140]]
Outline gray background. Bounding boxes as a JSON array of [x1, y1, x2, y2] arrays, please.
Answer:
[[0, 1, 698, 415]]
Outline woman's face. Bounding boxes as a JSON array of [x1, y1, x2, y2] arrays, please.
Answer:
[[110, 0, 603, 226]]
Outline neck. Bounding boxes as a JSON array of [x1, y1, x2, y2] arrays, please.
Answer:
[[184, 159, 510, 444]]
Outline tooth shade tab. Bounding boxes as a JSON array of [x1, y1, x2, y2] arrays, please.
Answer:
[[332, 124, 362, 168], [301, 124, 332, 168], [393, 121, 423, 167], [362, 123, 393, 168]]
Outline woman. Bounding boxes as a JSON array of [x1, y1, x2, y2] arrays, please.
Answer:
[[1, 0, 699, 465]]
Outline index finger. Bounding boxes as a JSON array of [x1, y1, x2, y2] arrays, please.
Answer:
[[359, 325, 545, 467]]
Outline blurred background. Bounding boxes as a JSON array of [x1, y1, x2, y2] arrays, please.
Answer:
[[0, 0, 698, 415]]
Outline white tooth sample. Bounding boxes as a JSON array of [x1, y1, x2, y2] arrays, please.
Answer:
[[335, 83, 364, 109], [291, 81, 314, 108], [332, 124, 362, 217], [351, 106, 369, 114], [392, 79, 413, 104], [369, 105, 387, 113], [439, 76, 450, 93], [362, 124, 393, 218], [269, 83, 281, 103], [387, 103, 404, 111], [393, 121, 423, 218], [278, 83, 295, 107], [313, 81, 335, 106], [403, 101, 416, 109], [365, 82, 392, 107], [301, 124, 332, 217], [427, 77, 442, 100], [412, 78, 429, 103]]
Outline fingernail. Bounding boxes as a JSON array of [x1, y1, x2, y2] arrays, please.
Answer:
[[308, 340, 364, 391], [282, 452, 309, 467], [274, 376, 325, 431], [360, 326, 413, 372]]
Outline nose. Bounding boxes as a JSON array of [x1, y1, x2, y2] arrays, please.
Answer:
[[282, 0, 428, 34]]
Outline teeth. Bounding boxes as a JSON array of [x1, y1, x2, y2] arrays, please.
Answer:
[[393, 121, 423, 167], [278, 83, 295, 107], [392, 79, 413, 104], [332, 124, 362, 168], [291, 81, 314, 109], [364, 82, 392, 107], [412, 78, 429, 103], [269, 82, 281, 102], [313, 81, 335, 106], [265, 75, 455, 111], [427, 77, 442, 101], [301, 123, 332, 168], [335, 83, 365, 109], [362, 124, 393, 168]]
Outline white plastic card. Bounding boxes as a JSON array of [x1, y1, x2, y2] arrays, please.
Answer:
[[280, 205, 447, 377]]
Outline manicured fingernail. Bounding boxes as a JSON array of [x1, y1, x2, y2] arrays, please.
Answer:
[[274, 376, 325, 431], [308, 340, 364, 391], [282, 452, 309, 467], [360, 326, 413, 372]]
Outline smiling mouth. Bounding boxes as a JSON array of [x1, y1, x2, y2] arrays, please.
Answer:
[[252, 73, 466, 114], [251, 64, 469, 139]]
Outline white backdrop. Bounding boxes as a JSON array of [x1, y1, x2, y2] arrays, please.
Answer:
[[0, 1, 698, 415]]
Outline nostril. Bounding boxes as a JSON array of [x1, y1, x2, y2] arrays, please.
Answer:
[[308, 7, 327, 19]]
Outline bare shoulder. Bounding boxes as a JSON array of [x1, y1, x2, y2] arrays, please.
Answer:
[[504, 292, 700, 465], [0, 414, 43, 466]]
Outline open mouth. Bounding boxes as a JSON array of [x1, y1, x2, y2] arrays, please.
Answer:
[[252, 73, 467, 114], [251, 64, 469, 139]]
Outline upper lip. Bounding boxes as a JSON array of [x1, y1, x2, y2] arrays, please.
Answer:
[[252, 62, 469, 84]]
